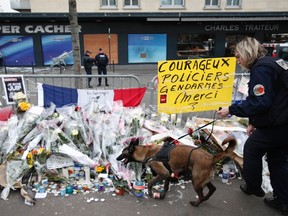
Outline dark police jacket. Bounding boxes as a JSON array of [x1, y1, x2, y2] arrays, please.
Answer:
[[95, 53, 109, 67], [229, 56, 288, 128], [82, 54, 94, 68]]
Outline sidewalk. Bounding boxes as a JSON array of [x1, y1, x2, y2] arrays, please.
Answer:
[[0, 178, 281, 216]]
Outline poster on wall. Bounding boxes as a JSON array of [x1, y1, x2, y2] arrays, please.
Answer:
[[128, 34, 167, 63], [41, 35, 74, 66], [157, 57, 236, 114], [0, 35, 36, 66]]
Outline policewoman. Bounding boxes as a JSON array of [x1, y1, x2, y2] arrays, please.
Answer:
[[217, 37, 288, 214], [82, 50, 94, 88]]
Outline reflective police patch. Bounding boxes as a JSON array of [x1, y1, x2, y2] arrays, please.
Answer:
[[253, 84, 265, 96], [276, 59, 288, 70]]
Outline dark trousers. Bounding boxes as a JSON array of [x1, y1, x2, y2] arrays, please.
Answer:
[[97, 66, 108, 85], [85, 67, 92, 84], [243, 125, 288, 204]]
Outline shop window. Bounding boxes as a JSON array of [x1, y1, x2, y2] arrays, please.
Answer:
[[225, 34, 253, 57], [124, 0, 139, 7], [160, 0, 184, 7], [100, 0, 117, 7], [204, 0, 220, 8], [128, 34, 167, 63], [177, 34, 215, 59], [226, 0, 241, 7], [263, 33, 288, 56], [277, 47, 288, 61]]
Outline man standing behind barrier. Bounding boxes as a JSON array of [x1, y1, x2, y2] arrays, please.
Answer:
[[217, 37, 288, 215], [95, 48, 109, 87], [82, 50, 94, 88]]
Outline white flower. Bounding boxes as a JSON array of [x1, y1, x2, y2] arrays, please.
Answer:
[[58, 115, 64, 121], [55, 128, 62, 133], [13, 92, 26, 101], [71, 129, 79, 136], [1, 126, 9, 132]]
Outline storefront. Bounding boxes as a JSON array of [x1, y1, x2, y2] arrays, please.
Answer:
[[0, 12, 287, 66]]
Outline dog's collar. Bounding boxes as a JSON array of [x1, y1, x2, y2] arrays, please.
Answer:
[[145, 157, 155, 164]]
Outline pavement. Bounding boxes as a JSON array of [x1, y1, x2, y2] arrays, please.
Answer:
[[0, 177, 283, 216]]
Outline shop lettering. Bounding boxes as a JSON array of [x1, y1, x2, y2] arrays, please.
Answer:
[[0, 25, 82, 34], [25, 25, 72, 33], [0, 25, 20, 33], [205, 24, 279, 32], [205, 25, 239, 31], [244, 24, 279, 31]]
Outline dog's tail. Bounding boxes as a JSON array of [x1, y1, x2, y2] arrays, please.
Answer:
[[213, 136, 237, 163]]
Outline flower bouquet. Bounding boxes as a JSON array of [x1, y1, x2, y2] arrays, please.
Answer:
[[12, 92, 31, 113], [26, 147, 51, 182]]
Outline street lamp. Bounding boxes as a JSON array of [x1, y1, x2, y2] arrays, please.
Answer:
[[108, 28, 111, 69]]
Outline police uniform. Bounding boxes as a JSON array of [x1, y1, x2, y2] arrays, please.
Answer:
[[229, 56, 288, 206], [95, 49, 109, 86], [82, 51, 94, 87]]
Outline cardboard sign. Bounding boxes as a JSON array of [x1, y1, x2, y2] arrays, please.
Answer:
[[157, 57, 236, 114], [1, 75, 27, 104]]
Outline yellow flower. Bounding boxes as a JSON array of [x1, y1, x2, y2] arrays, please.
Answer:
[[96, 165, 105, 173], [27, 152, 32, 159], [38, 147, 45, 154], [18, 102, 31, 111], [26, 152, 34, 166]]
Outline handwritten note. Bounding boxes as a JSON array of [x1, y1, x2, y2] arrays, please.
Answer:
[[157, 58, 236, 114]]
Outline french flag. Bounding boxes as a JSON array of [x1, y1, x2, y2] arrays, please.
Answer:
[[37, 83, 146, 109]]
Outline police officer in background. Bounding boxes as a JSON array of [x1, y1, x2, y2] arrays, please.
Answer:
[[217, 37, 288, 214], [82, 50, 94, 88], [95, 48, 109, 87]]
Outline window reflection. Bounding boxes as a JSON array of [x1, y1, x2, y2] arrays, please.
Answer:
[[177, 34, 215, 59]]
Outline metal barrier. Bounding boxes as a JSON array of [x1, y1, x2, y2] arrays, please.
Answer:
[[0, 74, 142, 106], [1, 72, 249, 119]]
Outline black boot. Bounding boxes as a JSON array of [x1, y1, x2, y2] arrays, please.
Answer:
[[98, 78, 102, 86], [240, 184, 265, 197], [264, 196, 288, 212]]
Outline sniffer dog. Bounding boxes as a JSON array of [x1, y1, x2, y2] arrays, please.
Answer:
[[116, 136, 236, 206]]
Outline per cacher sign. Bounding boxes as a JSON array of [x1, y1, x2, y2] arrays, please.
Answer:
[[157, 57, 236, 114]]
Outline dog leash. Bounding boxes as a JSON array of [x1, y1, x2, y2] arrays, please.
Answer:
[[168, 118, 219, 145], [170, 107, 223, 144]]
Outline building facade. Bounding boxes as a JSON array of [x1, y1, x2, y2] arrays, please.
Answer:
[[0, 0, 288, 66]]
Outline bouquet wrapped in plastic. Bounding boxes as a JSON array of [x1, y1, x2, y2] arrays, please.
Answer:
[[1, 160, 29, 200]]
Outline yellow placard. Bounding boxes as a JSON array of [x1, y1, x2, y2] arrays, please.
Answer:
[[157, 57, 236, 114]]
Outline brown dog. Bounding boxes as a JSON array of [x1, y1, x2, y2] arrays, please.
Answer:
[[117, 136, 237, 206]]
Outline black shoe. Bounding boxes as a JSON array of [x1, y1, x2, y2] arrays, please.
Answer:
[[264, 197, 288, 212], [240, 184, 265, 197], [97, 84, 101, 87], [105, 84, 109, 87], [88, 85, 93, 88]]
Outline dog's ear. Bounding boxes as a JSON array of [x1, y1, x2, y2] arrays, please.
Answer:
[[135, 137, 140, 145], [130, 137, 140, 146], [128, 137, 140, 154], [128, 143, 135, 154]]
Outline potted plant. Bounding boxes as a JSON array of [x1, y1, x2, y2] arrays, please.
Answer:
[[112, 177, 128, 196]]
